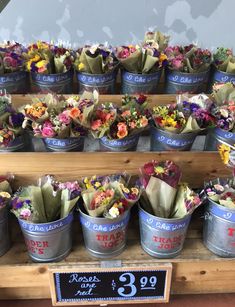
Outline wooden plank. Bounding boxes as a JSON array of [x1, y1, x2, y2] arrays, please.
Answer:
[[0, 152, 229, 189]]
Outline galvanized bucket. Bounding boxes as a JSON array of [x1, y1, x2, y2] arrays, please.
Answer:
[[121, 69, 162, 94], [43, 137, 85, 152], [18, 213, 73, 262], [99, 134, 140, 152], [204, 127, 235, 151], [76, 69, 117, 94], [165, 68, 210, 94], [0, 135, 26, 152], [203, 198, 235, 257], [0, 206, 11, 257], [208, 66, 235, 93], [79, 207, 130, 258], [139, 204, 191, 258], [150, 125, 197, 151], [30, 69, 73, 94], [0, 71, 28, 94]]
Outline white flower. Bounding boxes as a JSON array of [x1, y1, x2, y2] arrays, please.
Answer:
[[108, 206, 120, 218]]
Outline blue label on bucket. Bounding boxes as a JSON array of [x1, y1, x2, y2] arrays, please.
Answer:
[[122, 71, 161, 84], [31, 70, 73, 84], [79, 214, 130, 232], [213, 70, 235, 83], [0, 71, 26, 83], [215, 128, 235, 141], [77, 72, 115, 84], [153, 131, 194, 147], [166, 70, 208, 84], [18, 214, 73, 232], [44, 138, 82, 148], [139, 209, 190, 231], [100, 135, 138, 148], [0, 135, 25, 151], [208, 203, 235, 222]]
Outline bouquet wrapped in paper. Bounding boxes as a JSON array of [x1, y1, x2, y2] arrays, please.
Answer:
[[81, 173, 142, 219], [0, 173, 13, 211], [165, 44, 211, 73], [213, 47, 235, 73], [0, 42, 26, 74], [75, 44, 117, 74], [151, 93, 215, 134], [11, 175, 82, 223], [25, 41, 74, 74], [140, 160, 202, 218]]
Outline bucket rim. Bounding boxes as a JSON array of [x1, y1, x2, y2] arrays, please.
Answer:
[[42, 136, 85, 142], [206, 197, 235, 213], [76, 63, 119, 77], [151, 124, 198, 137], [121, 68, 162, 77], [138, 203, 192, 222], [165, 67, 210, 76], [212, 65, 235, 76], [0, 70, 27, 77], [100, 133, 140, 142], [31, 68, 73, 78]]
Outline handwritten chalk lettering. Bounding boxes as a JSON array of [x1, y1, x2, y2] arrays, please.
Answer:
[[96, 231, 125, 248], [55, 74, 70, 82], [75, 288, 94, 296], [27, 221, 63, 232], [0, 74, 24, 82], [157, 135, 193, 147], [153, 235, 183, 249], [69, 274, 101, 283], [25, 239, 48, 254]]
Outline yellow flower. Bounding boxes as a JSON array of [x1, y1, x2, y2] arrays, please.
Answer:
[[0, 192, 11, 198], [218, 144, 231, 165], [78, 63, 85, 71], [154, 166, 165, 174], [35, 60, 47, 69], [159, 53, 167, 63]]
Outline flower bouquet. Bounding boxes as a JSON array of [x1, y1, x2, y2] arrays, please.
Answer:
[[11, 175, 82, 262], [75, 44, 118, 94], [164, 44, 212, 94], [204, 83, 235, 150], [139, 160, 202, 258], [151, 93, 215, 151], [0, 93, 26, 152], [0, 173, 13, 256], [79, 173, 142, 257], [22, 91, 97, 151], [210, 47, 235, 89], [0, 41, 27, 93], [90, 94, 149, 151], [25, 41, 74, 93], [117, 30, 168, 94]]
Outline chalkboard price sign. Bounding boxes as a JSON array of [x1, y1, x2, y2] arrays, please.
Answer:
[[49, 265, 172, 305]]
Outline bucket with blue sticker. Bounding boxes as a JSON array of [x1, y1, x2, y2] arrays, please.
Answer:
[[0, 205, 11, 257], [138, 204, 191, 258], [30, 69, 73, 94], [150, 126, 197, 151], [99, 134, 140, 152], [204, 127, 235, 151], [121, 69, 162, 94], [79, 207, 130, 258], [0, 135, 26, 152], [76, 69, 118, 94], [203, 193, 235, 257], [208, 66, 235, 93], [165, 68, 210, 94], [43, 137, 85, 152], [0, 71, 28, 94], [18, 213, 73, 262]]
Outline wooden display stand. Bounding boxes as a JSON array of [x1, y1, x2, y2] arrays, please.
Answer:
[[0, 95, 234, 302]]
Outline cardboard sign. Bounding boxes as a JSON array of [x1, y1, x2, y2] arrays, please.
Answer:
[[49, 264, 172, 305]]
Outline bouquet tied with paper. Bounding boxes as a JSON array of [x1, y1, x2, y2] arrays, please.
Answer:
[[213, 47, 235, 73], [0, 174, 13, 211], [81, 174, 142, 219], [140, 160, 202, 218]]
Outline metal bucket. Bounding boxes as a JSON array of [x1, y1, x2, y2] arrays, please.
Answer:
[[79, 207, 130, 258], [208, 67, 235, 93], [165, 68, 210, 94], [0, 71, 28, 94], [0, 135, 26, 152], [121, 70, 162, 94], [138, 204, 191, 258], [150, 125, 197, 151], [203, 198, 235, 257], [0, 206, 11, 257], [204, 127, 235, 151], [99, 134, 140, 152], [18, 213, 73, 262], [30, 69, 73, 94], [76, 69, 117, 94], [43, 137, 84, 152]]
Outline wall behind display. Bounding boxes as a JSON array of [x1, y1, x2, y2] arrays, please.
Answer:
[[0, 0, 232, 49]]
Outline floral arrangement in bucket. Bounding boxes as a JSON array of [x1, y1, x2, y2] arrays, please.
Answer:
[[0, 42, 26, 74], [213, 47, 235, 74], [0, 174, 12, 211], [0, 93, 25, 151], [89, 95, 149, 151]]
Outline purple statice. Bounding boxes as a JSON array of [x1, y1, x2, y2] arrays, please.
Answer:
[[9, 112, 25, 128]]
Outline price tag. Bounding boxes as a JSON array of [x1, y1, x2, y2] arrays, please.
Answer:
[[49, 264, 172, 305]]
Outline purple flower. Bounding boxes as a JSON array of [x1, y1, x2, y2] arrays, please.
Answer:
[[9, 112, 25, 127]]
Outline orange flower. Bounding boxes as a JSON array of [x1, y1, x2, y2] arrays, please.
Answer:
[[140, 116, 148, 127], [121, 110, 131, 117], [91, 119, 102, 130], [117, 122, 128, 139], [69, 108, 81, 119]]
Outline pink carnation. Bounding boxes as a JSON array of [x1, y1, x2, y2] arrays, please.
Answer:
[[58, 111, 71, 125], [42, 125, 56, 138]]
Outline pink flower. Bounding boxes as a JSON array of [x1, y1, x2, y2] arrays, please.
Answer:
[[172, 58, 183, 70], [59, 111, 71, 125], [42, 125, 56, 138], [20, 208, 31, 220], [91, 119, 102, 130]]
